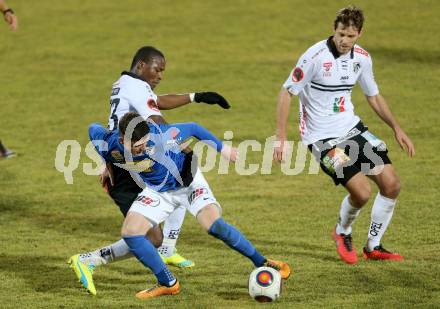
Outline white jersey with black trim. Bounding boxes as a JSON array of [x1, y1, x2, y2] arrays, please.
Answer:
[[283, 37, 379, 145], [107, 72, 162, 131]]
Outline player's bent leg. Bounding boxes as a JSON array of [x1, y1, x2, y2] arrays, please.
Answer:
[[197, 204, 291, 280], [122, 211, 179, 298], [364, 164, 403, 260], [332, 173, 371, 265]]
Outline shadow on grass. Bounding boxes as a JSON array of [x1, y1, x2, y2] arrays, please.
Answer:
[[0, 253, 75, 294], [0, 195, 120, 238]]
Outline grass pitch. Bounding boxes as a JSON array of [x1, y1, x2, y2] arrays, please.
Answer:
[[0, 0, 439, 308]]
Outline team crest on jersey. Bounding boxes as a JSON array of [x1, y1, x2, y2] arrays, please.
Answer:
[[353, 62, 361, 73], [111, 150, 124, 162], [147, 99, 160, 112], [136, 195, 160, 207], [292, 67, 304, 82]]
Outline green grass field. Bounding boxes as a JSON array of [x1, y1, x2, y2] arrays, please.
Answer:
[[1, 0, 439, 307]]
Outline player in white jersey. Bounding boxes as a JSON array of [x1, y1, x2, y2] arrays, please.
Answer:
[[274, 6, 415, 265], [69, 46, 231, 295]]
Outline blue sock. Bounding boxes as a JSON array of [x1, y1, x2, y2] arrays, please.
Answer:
[[123, 235, 176, 286], [208, 218, 266, 267]]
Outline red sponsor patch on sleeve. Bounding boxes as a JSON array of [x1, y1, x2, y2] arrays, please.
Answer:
[[292, 67, 304, 82], [354, 47, 369, 57], [147, 99, 159, 112]]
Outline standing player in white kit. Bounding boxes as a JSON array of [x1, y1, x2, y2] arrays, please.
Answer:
[[274, 6, 415, 264]]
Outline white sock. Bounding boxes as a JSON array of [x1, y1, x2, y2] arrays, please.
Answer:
[[336, 195, 361, 235], [80, 239, 132, 266], [158, 206, 186, 257], [366, 193, 397, 251]]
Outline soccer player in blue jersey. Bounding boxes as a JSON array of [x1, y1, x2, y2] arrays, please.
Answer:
[[69, 46, 232, 296], [85, 112, 291, 299]]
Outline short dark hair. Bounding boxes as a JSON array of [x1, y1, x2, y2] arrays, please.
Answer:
[[334, 6, 364, 32], [130, 46, 165, 70], [118, 112, 150, 142]]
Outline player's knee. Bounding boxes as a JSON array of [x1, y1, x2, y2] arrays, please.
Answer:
[[121, 221, 149, 237], [197, 204, 221, 231], [350, 186, 371, 207], [380, 177, 401, 199], [121, 224, 139, 237]]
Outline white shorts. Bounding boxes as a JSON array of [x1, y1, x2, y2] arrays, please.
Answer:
[[128, 169, 221, 226]]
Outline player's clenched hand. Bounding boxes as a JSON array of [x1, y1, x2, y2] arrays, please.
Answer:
[[221, 144, 238, 162], [194, 92, 231, 109], [394, 128, 415, 157]]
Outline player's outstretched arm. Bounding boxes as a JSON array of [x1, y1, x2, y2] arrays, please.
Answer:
[[172, 122, 237, 161], [273, 87, 292, 163], [366, 94, 415, 157], [157, 92, 230, 110]]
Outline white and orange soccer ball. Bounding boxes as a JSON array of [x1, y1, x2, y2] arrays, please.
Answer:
[[248, 266, 282, 302]]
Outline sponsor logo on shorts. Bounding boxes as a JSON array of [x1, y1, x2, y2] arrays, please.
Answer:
[[326, 128, 361, 148], [189, 187, 207, 204], [136, 195, 160, 207], [322, 148, 350, 174]]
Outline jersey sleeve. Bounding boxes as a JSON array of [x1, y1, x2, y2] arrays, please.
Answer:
[[88, 123, 110, 160], [128, 85, 162, 119], [170, 122, 223, 152], [358, 55, 379, 96], [283, 50, 318, 95]]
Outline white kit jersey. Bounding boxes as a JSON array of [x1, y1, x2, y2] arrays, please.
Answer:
[[283, 37, 379, 145], [107, 72, 162, 130]]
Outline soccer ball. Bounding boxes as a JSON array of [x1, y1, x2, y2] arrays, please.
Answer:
[[248, 266, 282, 302]]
